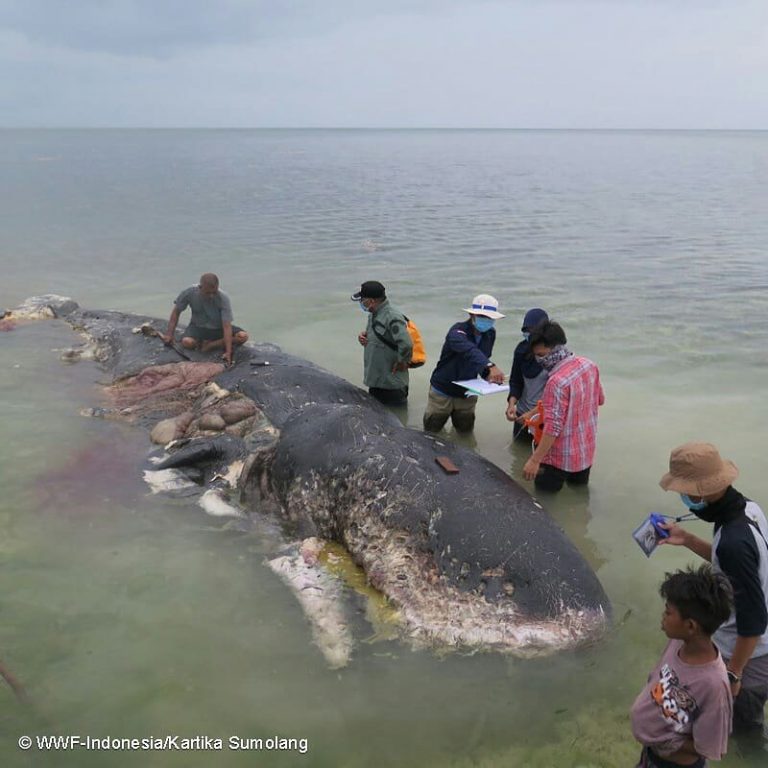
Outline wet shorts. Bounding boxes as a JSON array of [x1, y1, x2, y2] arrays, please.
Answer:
[[183, 324, 244, 342]]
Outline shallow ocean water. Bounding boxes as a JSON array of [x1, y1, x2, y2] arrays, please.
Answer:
[[1, 129, 768, 766]]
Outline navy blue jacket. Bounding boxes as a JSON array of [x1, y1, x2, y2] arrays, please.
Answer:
[[429, 320, 496, 399]]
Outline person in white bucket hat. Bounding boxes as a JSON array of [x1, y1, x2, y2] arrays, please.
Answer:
[[423, 293, 505, 433], [461, 294, 506, 320]]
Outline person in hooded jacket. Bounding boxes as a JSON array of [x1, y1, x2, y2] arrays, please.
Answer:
[[505, 307, 549, 440]]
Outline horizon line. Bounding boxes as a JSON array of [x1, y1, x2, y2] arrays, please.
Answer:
[[1, 126, 767, 132]]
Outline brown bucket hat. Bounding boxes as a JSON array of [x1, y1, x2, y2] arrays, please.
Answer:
[[659, 442, 739, 496]]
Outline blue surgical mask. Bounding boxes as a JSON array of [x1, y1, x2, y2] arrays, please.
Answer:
[[474, 317, 495, 333], [522, 332, 530, 341], [680, 493, 708, 512], [359, 301, 369, 313]]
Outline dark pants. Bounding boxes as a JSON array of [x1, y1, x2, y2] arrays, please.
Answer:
[[534, 463, 591, 493], [512, 420, 533, 442], [726, 650, 768, 735], [369, 387, 408, 406], [639, 746, 705, 768], [732, 683, 768, 734], [423, 410, 475, 432], [423, 390, 477, 432]]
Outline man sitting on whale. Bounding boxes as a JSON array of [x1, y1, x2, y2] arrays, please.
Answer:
[[161, 273, 248, 366]]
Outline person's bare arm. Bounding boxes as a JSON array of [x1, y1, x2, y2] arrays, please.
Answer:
[[161, 306, 181, 344], [658, 523, 712, 561], [726, 635, 760, 698], [222, 321, 233, 365], [522, 433, 557, 480]]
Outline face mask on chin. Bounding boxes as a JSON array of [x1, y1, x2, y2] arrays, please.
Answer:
[[359, 301, 369, 313]]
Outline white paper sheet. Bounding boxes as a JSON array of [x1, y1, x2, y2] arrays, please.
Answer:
[[451, 378, 509, 396]]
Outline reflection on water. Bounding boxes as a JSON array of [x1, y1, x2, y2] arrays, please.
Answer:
[[1, 129, 768, 766]]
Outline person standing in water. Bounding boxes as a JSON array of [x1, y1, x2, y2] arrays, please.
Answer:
[[423, 293, 505, 433], [505, 307, 549, 440], [352, 280, 412, 406]]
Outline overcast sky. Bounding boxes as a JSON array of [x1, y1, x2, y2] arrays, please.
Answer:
[[1, 0, 766, 128]]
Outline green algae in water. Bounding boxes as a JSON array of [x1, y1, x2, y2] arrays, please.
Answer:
[[318, 540, 401, 641]]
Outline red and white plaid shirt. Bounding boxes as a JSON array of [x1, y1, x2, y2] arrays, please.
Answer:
[[540, 355, 604, 472]]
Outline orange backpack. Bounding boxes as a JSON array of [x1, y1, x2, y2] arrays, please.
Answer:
[[404, 317, 426, 368], [371, 315, 427, 369]]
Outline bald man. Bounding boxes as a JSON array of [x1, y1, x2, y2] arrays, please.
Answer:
[[161, 273, 248, 365]]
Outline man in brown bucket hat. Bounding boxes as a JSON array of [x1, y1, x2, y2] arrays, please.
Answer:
[[659, 442, 768, 739]]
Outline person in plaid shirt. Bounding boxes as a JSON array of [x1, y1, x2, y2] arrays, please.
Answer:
[[521, 320, 604, 492]]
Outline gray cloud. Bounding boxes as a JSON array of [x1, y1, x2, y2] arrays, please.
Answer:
[[0, 0, 466, 56], [0, 1, 766, 128]]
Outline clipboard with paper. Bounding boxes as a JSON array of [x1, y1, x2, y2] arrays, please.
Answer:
[[451, 378, 509, 396]]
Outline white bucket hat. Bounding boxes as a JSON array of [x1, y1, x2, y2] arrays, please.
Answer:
[[463, 294, 505, 320]]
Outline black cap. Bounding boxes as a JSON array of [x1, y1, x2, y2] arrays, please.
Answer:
[[351, 281, 386, 301], [522, 307, 548, 332]]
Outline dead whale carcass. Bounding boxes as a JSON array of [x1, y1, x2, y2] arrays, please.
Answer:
[[14, 295, 611, 663]]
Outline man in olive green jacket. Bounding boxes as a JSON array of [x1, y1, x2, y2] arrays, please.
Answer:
[[351, 281, 413, 405]]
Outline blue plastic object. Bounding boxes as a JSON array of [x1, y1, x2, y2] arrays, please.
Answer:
[[650, 513, 669, 538]]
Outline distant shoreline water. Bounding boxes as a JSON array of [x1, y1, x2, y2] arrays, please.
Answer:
[[2, 126, 768, 132], [1, 127, 767, 767]]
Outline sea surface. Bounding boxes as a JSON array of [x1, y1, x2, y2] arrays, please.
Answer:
[[1, 129, 767, 767]]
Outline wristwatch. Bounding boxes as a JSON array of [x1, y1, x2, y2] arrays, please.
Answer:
[[726, 669, 741, 684]]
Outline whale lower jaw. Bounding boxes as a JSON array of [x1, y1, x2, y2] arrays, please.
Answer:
[[267, 547, 354, 670]]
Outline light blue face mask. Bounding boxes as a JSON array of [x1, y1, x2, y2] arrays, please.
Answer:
[[522, 332, 530, 341], [680, 493, 708, 512], [474, 317, 495, 333], [359, 301, 369, 313]]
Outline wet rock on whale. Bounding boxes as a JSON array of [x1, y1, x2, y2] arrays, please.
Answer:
[[11, 296, 611, 660]]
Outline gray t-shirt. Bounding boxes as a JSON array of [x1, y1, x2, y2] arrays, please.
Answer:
[[630, 639, 732, 761], [174, 286, 234, 330], [518, 368, 549, 413]]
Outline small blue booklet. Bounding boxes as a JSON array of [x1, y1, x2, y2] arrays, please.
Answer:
[[632, 513, 668, 558]]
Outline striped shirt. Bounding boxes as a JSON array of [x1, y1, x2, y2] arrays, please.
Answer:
[[540, 355, 604, 472]]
